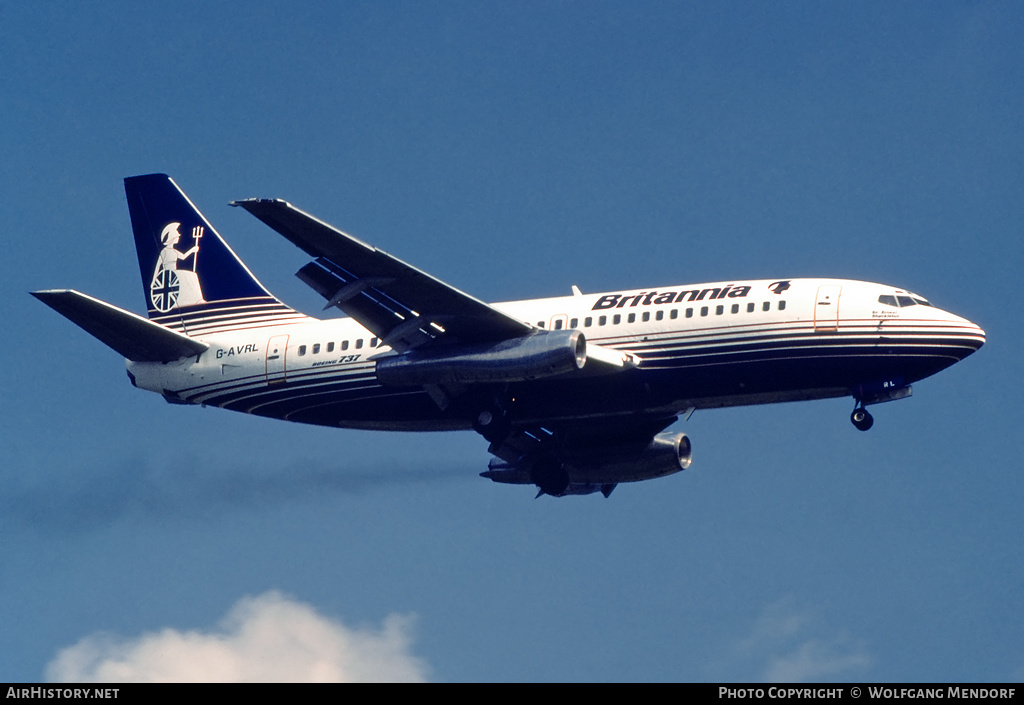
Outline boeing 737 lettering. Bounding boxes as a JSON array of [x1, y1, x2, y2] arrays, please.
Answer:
[[33, 174, 986, 497]]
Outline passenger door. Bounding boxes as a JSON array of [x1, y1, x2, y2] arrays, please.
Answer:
[[814, 285, 841, 331], [266, 334, 289, 384]]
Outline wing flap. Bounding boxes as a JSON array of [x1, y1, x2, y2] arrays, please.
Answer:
[[32, 290, 209, 362], [231, 198, 533, 351]]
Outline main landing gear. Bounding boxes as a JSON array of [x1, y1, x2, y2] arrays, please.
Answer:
[[473, 407, 512, 444], [850, 403, 874, 432], [530, 456, 570, 497]]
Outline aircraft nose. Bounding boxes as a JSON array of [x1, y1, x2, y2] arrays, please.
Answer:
[[954, 315, 986, 356], [972, 321, 986, 349]]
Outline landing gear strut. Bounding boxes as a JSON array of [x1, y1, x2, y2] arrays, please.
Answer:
[[850, 404, 874, 432]]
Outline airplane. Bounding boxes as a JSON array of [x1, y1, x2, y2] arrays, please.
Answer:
[[33, 174, 986, 498]]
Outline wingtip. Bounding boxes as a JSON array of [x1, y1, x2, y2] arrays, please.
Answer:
[[124, 172, 170, 184], [230, 197, 290, 209], [30, 288, 73, 301]]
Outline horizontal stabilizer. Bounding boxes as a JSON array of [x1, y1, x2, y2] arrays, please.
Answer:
[[32, 290, 209, 362]]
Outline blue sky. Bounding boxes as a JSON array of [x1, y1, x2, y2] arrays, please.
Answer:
[[2, 1, 1021, 682]]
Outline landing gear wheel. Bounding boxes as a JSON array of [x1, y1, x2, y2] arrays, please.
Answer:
[[473, 408, 511, 444], [530, 457, 570, 497], [851, 407, 874, 432]]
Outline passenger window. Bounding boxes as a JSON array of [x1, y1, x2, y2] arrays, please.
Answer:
[[312, 343, 320, 354], [778, 301, 786, 311], [670, 309, 678, 320], [716, 305, 724, 315], [627, 313, 636, 323], [599, 316, 607, 326], [370, 337, 379, 347], [355, 339, 363, 349], [655, 310, 663, 321], [700, 306, 709, 317], [613, 314, 621, 325], [584, 317, 592, 327], [763, 302, 770, 312], [327, 342, 335, 352], [686, 308, 693, 318], [342, 340, 349, 351], [731, 304, 739, 314], [536, 321, 545, 328], [747, 303, 755, 313], [553, 319, 563, 330], [298, 345, 306, 356], [642, 312, 650, 322], [570, 318, 578, 328]]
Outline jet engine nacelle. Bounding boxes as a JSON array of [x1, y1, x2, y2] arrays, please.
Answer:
[[376, 329, 587, 386], [482, 431, 693, 496], [567, 431, 693, 484]]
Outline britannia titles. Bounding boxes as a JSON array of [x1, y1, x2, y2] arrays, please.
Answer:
[[592, 285, 753, 311]]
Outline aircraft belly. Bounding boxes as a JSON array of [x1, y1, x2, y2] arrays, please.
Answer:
[[499, 342, 970, 421]]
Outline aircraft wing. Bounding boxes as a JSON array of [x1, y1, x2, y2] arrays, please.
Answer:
[[231, 199, 534, 352]]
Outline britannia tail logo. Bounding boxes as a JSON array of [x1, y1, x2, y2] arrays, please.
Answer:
[[149, 222, 207, 312]]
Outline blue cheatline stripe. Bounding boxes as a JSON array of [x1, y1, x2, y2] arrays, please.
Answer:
[[168, 328, 978, 418]]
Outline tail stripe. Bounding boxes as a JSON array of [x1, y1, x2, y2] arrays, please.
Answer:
[[152, 299, 309, 335]]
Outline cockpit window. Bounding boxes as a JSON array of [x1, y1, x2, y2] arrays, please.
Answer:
[[879, 294, 934, 308]]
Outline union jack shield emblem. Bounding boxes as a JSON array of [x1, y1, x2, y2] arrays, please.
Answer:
[[150, 268, 180, 312]]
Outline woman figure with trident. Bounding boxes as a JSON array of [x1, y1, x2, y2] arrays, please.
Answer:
[[150, 222, 207, 311]]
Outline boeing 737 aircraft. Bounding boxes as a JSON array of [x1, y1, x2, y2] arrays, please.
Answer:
[[34, 174, 985, 497]]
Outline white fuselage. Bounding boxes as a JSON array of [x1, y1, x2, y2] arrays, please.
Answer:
[[127, 278, 984, 431]]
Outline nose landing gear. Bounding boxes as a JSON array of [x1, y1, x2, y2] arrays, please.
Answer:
[[848, 381, 912, 431], [851, 404, 874, 432]]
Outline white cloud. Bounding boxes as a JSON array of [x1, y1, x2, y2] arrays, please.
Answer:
[[734, 598, 872, 683], [737, 600, 813, 652], [762, 636, 872, 683], [46, 591, 430, 683]]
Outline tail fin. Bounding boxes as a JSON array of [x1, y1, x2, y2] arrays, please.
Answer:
[[124, 174, 307, 336]]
